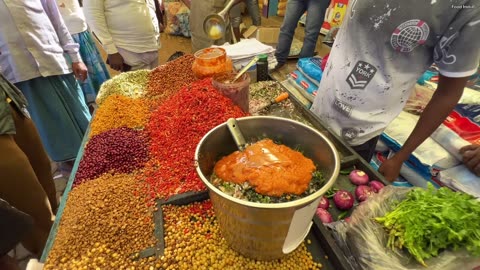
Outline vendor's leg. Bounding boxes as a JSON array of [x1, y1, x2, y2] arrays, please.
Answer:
[[275, 0, 306, 66], [15, 76, 90, 163], [0, 255, 21, 270], [146, 51, 160, 70], [117, 48, 159, 71], [10, 104, 57, 212], [190, 0, 234, 51], [246, 0, 261, 26], [0, 134, 55, 257], [189, 0, 217, 52], [230, 5, 242, 42], [299, 0, 329, 58], [352, 136, 380, 163]]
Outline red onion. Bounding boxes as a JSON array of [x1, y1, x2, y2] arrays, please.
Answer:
[[369, 180, 385, 193], [333, 190, 355, 210], [355, 185, 374, 202], [349, 169, 369, 185], [317, 196, 330, 210], [316, 208, 333, 224]]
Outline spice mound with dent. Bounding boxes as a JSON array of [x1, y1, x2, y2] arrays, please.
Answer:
[[44, 173, 156, 269], [214, 139, 316, 196], [74, 127, 149, 186], [89, 95, 150, 137], [144, 78, 247, 200]]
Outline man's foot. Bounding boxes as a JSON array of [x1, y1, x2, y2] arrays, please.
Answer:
[[273, 63, 285, 71]]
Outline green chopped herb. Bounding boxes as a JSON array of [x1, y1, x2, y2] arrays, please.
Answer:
[[375, 184, 480, 266], [337, 211, 349, 220], [325, 188, 339, 198]]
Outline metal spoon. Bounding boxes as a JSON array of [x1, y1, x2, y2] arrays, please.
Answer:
[[231, 56, 259, 83], [226, 118, 247, 151]]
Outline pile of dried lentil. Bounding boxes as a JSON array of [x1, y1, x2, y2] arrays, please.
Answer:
[[96, 70, 150, 105], [144, 78, 247, 199], [146, 54, 197, 102], [45, 173, 157, 269], [159, 200, 323, 269], [89, 94, 151, 137], [74, 127, 149, 186]]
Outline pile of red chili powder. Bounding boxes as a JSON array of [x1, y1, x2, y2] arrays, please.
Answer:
[[144, 78, 247, 199], [74, 127, 150, 186]]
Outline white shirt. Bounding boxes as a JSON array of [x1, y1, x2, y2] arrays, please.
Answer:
[[56, 0, 88, 34], [83, 0, 160, 55], [311, 0, 480, 146], [0, 0, 82, 83]]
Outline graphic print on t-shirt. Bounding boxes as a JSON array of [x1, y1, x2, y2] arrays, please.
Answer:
[[342, 127, 358, 141], [346, 61, 377, 90], [349, 0, 358, 19], [391, 19, 430, 52], [333, 97, 354, 117], [433, 33, 458, 65]]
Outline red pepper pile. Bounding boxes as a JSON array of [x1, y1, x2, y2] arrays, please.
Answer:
[[144, 78, 247, 200], [74, 127, 150, 186]]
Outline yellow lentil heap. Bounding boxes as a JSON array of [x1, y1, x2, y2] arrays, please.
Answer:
[[89, 95, 150, 137], [44, 173, 157, 269], [160, 201, 323, 270], [96, 70, 150, 105]]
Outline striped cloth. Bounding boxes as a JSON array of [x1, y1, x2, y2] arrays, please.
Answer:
[[72, 30, 110, 104]]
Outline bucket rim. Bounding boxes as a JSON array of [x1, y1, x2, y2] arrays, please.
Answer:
[[194, 116, 340, 209]]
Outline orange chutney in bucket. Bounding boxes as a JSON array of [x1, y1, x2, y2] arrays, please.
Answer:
[[192, 48, 233, 79], [213, 139, 316, 197]]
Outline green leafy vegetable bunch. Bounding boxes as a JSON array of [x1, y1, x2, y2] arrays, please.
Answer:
[[375, 184, 480, 266]]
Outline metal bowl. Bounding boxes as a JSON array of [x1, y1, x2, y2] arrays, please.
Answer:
[[195, 116, 340, 260], [203, 14, 226, 40]]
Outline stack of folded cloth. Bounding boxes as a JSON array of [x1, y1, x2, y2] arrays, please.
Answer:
[[212, 38, 277, 70]]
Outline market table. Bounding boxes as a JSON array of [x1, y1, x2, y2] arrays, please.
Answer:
[[40, 55, 388, 270]]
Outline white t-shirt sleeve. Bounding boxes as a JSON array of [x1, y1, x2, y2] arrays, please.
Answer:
[[434, 6, 480, 78]]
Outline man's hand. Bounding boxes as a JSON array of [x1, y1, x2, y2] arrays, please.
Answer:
[[72, 62, 88, 82], [378, 155, 404, 182], [107, 53, 125, 71], [460, 144, 480, 176]]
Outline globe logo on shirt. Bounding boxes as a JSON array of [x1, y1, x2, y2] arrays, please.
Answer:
[[391, 19, 430, 53]]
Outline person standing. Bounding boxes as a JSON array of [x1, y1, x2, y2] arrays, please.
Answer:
[[230, 0, 262, 42], [274, 0, 330, 69], [83, 0, 161, 71], [0, 0, 92, 164], [188, 0, 244, 52], [0, 73, 56, 259], [311, 0, 480, 181], [56, 0, 111, 107]]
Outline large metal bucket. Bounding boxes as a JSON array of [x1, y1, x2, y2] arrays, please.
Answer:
[[195, 116, 340, 260]]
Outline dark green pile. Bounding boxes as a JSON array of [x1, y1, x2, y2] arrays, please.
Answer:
[[375, 184, 480, 266]]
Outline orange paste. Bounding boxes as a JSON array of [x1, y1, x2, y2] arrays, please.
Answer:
[[213, 139, 315, 197]]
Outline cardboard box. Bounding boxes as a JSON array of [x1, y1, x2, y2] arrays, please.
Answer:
[[243, 26, 280, 46]]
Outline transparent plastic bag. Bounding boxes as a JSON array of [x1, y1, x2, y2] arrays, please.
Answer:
[[326, 186, 480, 270]]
